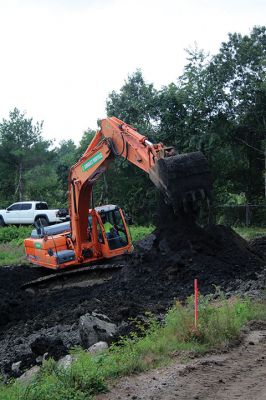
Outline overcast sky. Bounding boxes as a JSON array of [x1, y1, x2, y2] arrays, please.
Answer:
[[0, 0, 265, 145]]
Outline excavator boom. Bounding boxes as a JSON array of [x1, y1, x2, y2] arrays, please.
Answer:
[[99, 117, 212, 209], [24, 116, 212, 270]]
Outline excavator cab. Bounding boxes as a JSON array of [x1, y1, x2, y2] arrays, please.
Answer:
[[97, 206, 130, 251], [24, 205, 132, 270]]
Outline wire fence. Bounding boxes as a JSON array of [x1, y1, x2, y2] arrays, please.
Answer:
[[213, 204, 266, 227]]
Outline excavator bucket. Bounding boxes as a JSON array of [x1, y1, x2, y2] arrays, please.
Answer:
[[149, 151, 212, 211]]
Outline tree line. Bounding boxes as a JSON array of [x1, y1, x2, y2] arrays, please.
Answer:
[[0, 26, 265, 224]]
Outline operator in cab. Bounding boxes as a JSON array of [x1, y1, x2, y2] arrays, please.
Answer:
[[100, 212, 122, 249], [100, 213, 113, 233]]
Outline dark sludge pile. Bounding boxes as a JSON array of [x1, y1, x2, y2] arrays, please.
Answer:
[[0, 200, 265, 377]]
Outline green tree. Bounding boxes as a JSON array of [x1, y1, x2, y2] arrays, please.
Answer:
[[107, 69, 158, 137], [105, 71, 159, 223], [24, 164, 60, 207], [208, 26, 266, 202], [155, 83, 187, 147], [76, 129, 96, 157], [0, 108, 51, 202], [170, 27, 266, 204], [56, 139, 77, 200]]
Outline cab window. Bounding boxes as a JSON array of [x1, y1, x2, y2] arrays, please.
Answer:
[[101, 209, 128, 250], [7, 204, 21, 211], [20, 203, 32, 210], [97, 219, 104, 244], [113, 210, 128, 244], [36, 203, 48, 210], [87, 215, 93, 241]]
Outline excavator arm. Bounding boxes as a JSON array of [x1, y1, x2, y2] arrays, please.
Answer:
[[68, 117, 212, 261]]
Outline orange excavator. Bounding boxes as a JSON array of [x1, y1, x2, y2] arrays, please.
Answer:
[[24, 117, 212, 270]]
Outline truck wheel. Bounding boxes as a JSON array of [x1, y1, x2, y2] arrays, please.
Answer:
[[36, 217, 49, 227], [0, 217, 5, 227]]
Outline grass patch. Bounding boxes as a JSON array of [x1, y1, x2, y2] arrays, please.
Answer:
[[129, 225, 154, 242], [0, 243, 26, 266], [0, 226, 32, 266], [234, 226, 266, 240], [1, 295, 265, 400], [0, 226, 32, 245]]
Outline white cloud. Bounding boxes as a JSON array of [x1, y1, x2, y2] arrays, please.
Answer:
[[0, 0, 265, 144]]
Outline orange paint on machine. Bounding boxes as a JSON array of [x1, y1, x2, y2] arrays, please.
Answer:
[[24, 117, 211, 270]]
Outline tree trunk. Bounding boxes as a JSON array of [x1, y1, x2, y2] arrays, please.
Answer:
[[18, 162, 23, 201], [264, 115, 266, 200]]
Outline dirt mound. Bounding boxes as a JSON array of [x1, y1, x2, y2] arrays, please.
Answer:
[[120, 202, 264, 304], [249, 236, 266, 260], [0, 203, 265, 376]]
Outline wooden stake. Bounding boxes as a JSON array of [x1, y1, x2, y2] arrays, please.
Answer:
[[194, 279, 198, 327]]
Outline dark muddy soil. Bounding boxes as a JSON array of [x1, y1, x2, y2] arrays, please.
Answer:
[[0, 202, 265, 376]]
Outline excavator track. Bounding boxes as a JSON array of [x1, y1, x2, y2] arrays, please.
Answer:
[[21, 263, 124, 293]]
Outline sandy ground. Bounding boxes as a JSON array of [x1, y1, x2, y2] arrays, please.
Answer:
[[97, 321, 266, 400]]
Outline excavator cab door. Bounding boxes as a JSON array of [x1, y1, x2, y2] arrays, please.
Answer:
[[98, 206, 129, 251]]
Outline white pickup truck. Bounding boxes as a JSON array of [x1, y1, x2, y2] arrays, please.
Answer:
[[0, 201, 68, 227]]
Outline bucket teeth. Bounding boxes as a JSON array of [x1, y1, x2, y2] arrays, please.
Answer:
[[182, 197, 188, 213], [200, 189, 205, 199], [180, 189, 210, 213]]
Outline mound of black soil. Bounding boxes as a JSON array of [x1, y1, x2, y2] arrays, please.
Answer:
[[0, 202, 265, 376], [249, 236, 266, 260]]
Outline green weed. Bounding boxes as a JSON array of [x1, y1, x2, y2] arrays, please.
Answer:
[[0, 243, 26, 266], [0, 296, 264, 400], [0, 226, 31, 266], [129, 225, 154, 242], [0, 226, 32, 245], [234, 226, 266, 240]]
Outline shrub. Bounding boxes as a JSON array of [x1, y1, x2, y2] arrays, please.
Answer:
[[129, 225, 154, 242], [0, 226, 32, 245], [0, 243, 26, 266]]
